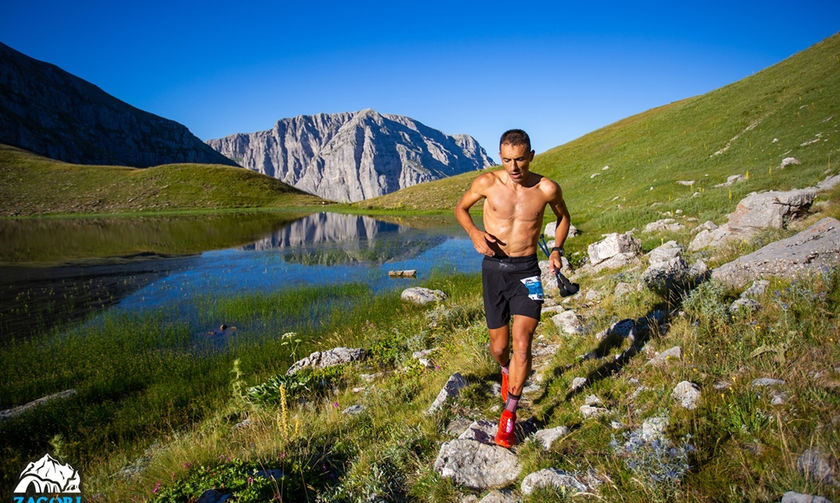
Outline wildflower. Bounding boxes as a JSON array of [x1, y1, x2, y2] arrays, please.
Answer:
[[182, 462, 192, 469], [435, 365, 441, 370], [332, 401, 339, 408], [247, 477, 254, 485], [152, 481, 161, 494]]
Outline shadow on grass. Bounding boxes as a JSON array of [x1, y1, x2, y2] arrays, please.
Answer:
[[532, 302, 672, 427]]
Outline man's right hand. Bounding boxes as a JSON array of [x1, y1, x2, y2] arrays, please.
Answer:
[[470, 231, 498, 256]]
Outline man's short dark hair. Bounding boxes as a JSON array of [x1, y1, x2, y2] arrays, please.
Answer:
[[500, 129, 531, 151]]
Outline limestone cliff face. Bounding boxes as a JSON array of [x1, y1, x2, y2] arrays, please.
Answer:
[[207, 109, 495, 202], [0, 42, 237, 168]]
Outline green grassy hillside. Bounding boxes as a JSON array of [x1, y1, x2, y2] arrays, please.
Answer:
[[0, 144, 329, 216], [358, 33, 840, 241]]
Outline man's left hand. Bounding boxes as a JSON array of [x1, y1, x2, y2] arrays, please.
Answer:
[[548, 251, 563, 274]]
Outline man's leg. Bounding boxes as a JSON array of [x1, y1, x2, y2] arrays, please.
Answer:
[[489, 325, 511, 401], [495, 315, 537, 448], [507, 314, 537, 396], [488, 325, 511, 368]]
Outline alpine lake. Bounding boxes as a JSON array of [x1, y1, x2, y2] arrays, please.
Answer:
[[0, 211, 482, 490], [1, 211, 480, 342]]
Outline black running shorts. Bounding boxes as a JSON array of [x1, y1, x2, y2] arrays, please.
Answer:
[[481, 254, 544, 329]]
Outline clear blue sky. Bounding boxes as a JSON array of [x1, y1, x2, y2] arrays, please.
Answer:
[[2, 0, 839, 157]]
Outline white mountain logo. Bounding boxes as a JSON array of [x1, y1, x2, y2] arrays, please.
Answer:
[[14, 454, 81, 493]]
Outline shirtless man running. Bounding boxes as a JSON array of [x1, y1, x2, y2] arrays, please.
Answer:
[[454, 129, 571, 448]]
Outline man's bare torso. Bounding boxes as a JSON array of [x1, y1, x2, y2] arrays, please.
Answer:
[[481, 171, 554, 257]]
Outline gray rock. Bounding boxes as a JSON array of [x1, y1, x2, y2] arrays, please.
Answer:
[[714, 174, 747, 187], [711, 218, 840, 288], [817, 173, 840, 192], [672, 381, 701, 410], [648, 241, 684, 264], [781, 491, 833, 503], [689, 259, 709, 280], [648, 346, 682, 366], [644, 219, 685, 233], [587, 233, 642, 268], [580, 404, 608, 418], [585, 394, 603, 406], [796, 448, 837, 485], [690, 188, 817, 251], [401, 287, 447, 305], [458, 420, 497, 444], [533, 425, 570, 450], [233, 418, 253, 430], [359, 372, 383, 382], [0, 389, 77, 421], [445, 416, 474, 437], [570, 377, 587, 391], [0, 43, 237, 170], [255, 468, 284, 480], [599, 318, 636, 341], [552, 310, 585, 335], [780, 156, 801, 169], [532, 342, 560, 358], [551, 310, 586, 335], [742, 279, 770, 298], [541, 305, 566, 315], [728, 188, 816, 230], [752, 378, 786, 387], [643, 256, 691, 297], [729, 298, 761, 314], [770, 391, 789, 406], [614, 282, 637, 296], [521, 468, 588, 495], [478, 489, 518, 503], [591, 252, 642, 273], [342, 405, 364, 415], [427, 373, 469, 414], [207, 109, 494, 203], [545, 221, 579, 238], [196, 489, 233, 503], [641, 416, 669, 443], [694, 220, 719, 233], [412, 348, 438, 368], [434, 439, 521, 489], [286, 347, 366, 375], [584, 289, 603, 301]]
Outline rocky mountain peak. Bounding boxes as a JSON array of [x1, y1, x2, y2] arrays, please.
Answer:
[[207, 110, 495, 202], [0, 42, 237, 168]]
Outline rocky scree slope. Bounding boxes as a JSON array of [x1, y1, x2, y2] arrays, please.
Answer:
[[0, 42, 236, 168], [207, 109, 494, 202]]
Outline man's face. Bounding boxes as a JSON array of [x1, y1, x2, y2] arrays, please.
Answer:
[[499, 143, 535, 185]]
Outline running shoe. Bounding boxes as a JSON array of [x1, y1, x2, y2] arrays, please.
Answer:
[[501, 369, 509, 402], [494, 409, 516, 448]]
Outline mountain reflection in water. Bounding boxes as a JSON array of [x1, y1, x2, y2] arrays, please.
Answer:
[[1, 212, 480, 341], [244, 213, 446, 266]]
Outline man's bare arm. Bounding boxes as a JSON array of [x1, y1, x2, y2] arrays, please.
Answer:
[[544, 180, 571, 272], [455, 174, 499, 257]]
